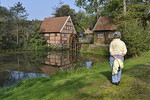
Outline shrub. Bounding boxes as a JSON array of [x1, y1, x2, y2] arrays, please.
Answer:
[[119, 19, 150, 57]]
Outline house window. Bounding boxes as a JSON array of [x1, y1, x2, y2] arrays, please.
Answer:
[[67, 26, 69, 30], [65, 25, 68, 30], [70, 26, 73, 30], [64, 34, 68, 37], [45, 36, 49, 40], [108, 33, 114, 38], [98, 33, 104, 38]]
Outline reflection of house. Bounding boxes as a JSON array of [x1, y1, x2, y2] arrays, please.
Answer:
[[41, 66, 61, 76], [40, 16, 77, 49], [41, 51, 78, 76], [45, 52, 70, 67], [93, 16, 117, 45]]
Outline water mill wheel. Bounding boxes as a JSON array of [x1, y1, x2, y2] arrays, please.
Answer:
[[69, 34, 80, 50]]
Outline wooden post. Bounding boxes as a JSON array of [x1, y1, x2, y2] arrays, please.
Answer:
[[60, 33, 62, 50]]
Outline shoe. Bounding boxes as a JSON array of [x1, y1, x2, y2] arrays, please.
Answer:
[[111, 81, 120, 85]]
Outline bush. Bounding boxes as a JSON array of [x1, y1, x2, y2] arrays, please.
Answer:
[[119, 19, 150, 57]]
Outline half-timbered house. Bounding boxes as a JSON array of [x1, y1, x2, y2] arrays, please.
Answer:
[[93, 16, 117, 45], [40, 16, 78, 49]]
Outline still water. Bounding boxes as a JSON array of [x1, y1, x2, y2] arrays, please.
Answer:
[[0, 51, 107, 88]]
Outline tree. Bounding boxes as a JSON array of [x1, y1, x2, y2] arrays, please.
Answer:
[[0, 6, 8, 41], [100, 0, 150, 57], [0, 6, 14, 50], [118, 19, 150, 57], [52, 5, 75, 17], [75, 0, 106, 19], [10, 2, 28, 20], [123, 0, 126, 16], [101, 0, 123, 17], [10, 2, 29, 45], [23, 21, 49, 51], [52, 4, 82, 33], [75, 11, 97, 32]]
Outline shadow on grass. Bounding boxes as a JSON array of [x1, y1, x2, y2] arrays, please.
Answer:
[[101, 71, 111, 82]]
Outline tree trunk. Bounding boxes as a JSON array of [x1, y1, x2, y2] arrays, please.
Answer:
[[17, 23, 19, 45], [123, 0, 127, 16]]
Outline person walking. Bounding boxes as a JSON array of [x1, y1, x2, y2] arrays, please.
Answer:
[[109, 32, 127, 85]]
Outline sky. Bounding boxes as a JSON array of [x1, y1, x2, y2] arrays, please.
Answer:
[[0, 0, 82, 20]]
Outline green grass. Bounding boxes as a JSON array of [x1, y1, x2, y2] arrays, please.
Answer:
[[0, 51, 150, 100], [80, 45, 109, 57]]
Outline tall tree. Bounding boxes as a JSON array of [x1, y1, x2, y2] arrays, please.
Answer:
[[119, 19, 150, 57], [27, 23, 47, 51], [10, 2, 28, 45], [52, 4, 81, 32], [101, 0, 123, 17], [75, 0, 106, 19], [101, 0, 150, 57], [52, 5, 76, 17], [75, 11, 97, 32], [10, 2, 28, 20], [0, 6, 13, 50]]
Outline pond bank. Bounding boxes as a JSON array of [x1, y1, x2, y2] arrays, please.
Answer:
[[0, 51, 150, 100], [80, 44, 109, 56]]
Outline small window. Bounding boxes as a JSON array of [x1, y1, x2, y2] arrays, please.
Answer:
[[98, 33, 104, 38], [108, 33, 114, 38], [70, 26, 73, 30], [65, 25, 69, 30]]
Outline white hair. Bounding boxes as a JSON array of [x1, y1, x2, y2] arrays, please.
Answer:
[[113, 32, 121, 38]]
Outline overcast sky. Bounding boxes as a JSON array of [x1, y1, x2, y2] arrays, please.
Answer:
[[0, 0, 82, 20]]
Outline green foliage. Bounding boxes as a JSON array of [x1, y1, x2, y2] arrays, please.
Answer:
[[0, 2, 30, 50], [52, 4, 82, 34], [10, 2, 28, 20], [118, 19, 150, 57], [75, 0, 106, 15], [80, 35, 94, 44], [101, 0, 123, 17], [10, 2, 29, 46], [0, 2, 50, 51], [0, 6, 10, 21], [25, 25, 50, 51], [80, 44, 109, 56], [53, 5, 75, 17], [101, 0, 150, 57], [75, 0, 107, 20], [75, 11, 97, 33]]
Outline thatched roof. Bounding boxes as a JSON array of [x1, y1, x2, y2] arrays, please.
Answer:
[[93, 16, 116, 31], [40, 16, 69, 33]]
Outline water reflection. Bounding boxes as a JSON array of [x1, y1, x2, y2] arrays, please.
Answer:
[[0, 52, 47, 88], [0, 70, 45, 87], [41, 51, 79, 75], [0, 51, 106, 88], [86, 60, 93, 68]]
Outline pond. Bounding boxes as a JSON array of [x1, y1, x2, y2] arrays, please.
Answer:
[[0, 51, 107, 88]]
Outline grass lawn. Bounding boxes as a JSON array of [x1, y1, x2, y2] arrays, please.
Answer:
[[0, 51, 150, 100]]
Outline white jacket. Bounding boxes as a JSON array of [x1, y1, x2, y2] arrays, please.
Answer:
[[112, 58, 124, 75]]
